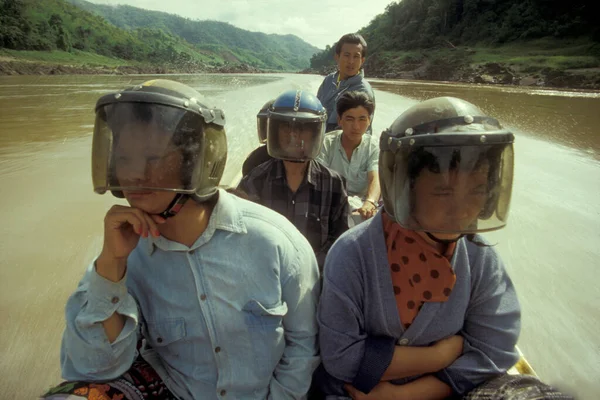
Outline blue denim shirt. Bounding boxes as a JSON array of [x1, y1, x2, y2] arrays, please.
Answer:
[[60, 190, 321, 399], [316, 70, 375, 132]]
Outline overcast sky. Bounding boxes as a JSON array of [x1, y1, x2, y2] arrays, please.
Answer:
[[89, 0, 394, 49]]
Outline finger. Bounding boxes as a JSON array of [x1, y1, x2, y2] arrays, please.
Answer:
[[106, 209, 145, 236], [344, 384, 357, 397], [346, 386, 363, 400], [113, 208, 150, 238], [150, 214, 167, 224], [142, 212, 161, 237], [129, 208, 155, 238]]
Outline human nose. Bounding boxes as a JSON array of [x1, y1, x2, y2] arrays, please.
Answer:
[[118, 156, 148, 183], [445, 195, 472, 219]]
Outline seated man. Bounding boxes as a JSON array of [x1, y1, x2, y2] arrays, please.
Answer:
[[317, 91, 380, 227], [315, 96, 573, 400], [241, 99, 274, 176], [43, 80, 320, 400], [238, 90, 349, 270]]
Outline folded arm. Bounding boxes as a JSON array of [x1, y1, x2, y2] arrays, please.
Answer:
[[435, 251, 521, 395]]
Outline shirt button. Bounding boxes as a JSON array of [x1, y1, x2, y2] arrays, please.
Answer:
[[398, 338, 409, 345], [111, 296, 119, 304], [157, 337, 163, 343], [220, 389, 226, 396], [200, 294, 207, 301], [215, 346, 221, 353]]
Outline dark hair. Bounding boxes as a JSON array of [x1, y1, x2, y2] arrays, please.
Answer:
[[407, 147, 502, 185], [465, 233, 495, 247], [335, 33, 368, 58], [336, 91, 374, 118]]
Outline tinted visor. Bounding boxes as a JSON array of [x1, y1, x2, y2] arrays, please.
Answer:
[[257, 116, 268, 143], [266, 117, 323, 161], [393, 144, 514, 233], [92, 102, 205, 194]]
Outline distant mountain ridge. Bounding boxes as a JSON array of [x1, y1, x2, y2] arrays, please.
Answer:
[[0, 0, 320, 72], [67, 0, 320, 70]]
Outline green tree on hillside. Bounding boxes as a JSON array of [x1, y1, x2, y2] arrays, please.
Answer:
[[311, 0, 598, 69]]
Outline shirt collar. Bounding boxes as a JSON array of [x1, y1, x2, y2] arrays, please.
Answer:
[[337, 131, 365, 155], [143, 189, 247, 255], [336, 69, 365, 86], [270, 159, 318, 187]]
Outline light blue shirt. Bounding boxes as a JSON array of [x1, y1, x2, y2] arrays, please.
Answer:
[[60, 190, 320, 399], [316, 70, 375, 130], [317, 131, 379, 198]]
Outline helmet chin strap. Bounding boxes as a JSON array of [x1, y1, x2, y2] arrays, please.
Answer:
[[425, 232, 464, 244], [157, 193, 189, 219]]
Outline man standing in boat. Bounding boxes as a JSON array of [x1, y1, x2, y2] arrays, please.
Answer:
[[43, 79, 320, 400], [238, 90, 349, 271], [317, 33, 375, 133]]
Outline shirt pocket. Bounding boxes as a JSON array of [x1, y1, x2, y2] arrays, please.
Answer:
[[242, 299, 288, 328], [145, 318, 187, 349]]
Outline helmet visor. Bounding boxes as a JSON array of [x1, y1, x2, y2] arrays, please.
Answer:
[[392, 144, 514, 233], [92, 102, 205, 195], [257, 116, 268, 144], [266, 117, 323, 161]]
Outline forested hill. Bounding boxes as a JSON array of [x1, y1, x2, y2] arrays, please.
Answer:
[[67, 0, 320, 71], [368, 0, 595, 52], [0, 0, 320, 72], [308, 0, 599, 89]]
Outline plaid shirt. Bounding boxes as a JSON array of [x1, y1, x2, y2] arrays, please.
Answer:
[[238, 159, 349, 269]]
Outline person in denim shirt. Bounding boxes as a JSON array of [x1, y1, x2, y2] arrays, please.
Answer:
[[316, 33, 375, 133], [43, 80, 320, 400]]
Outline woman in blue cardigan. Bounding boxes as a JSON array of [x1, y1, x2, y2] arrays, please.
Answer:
[[316, 97, 523, 399]]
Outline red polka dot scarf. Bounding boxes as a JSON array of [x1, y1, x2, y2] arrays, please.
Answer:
[[382, 212, 457, 329]]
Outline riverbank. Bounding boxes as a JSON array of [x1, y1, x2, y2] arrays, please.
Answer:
[[0, 49, 265, 76], [304, 39, 600, 90]]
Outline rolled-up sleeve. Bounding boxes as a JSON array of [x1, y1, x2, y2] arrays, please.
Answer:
[[268, 240, 321, 399], [318, 243, 395, 394], [436, 250, 521, 395], [61, 262, 139, 381]]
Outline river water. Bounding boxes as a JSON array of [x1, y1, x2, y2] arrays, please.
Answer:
[[0, 74, 598, 399]]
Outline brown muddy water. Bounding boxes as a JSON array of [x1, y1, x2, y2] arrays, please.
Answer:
[[0, 74, 598, 399]]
